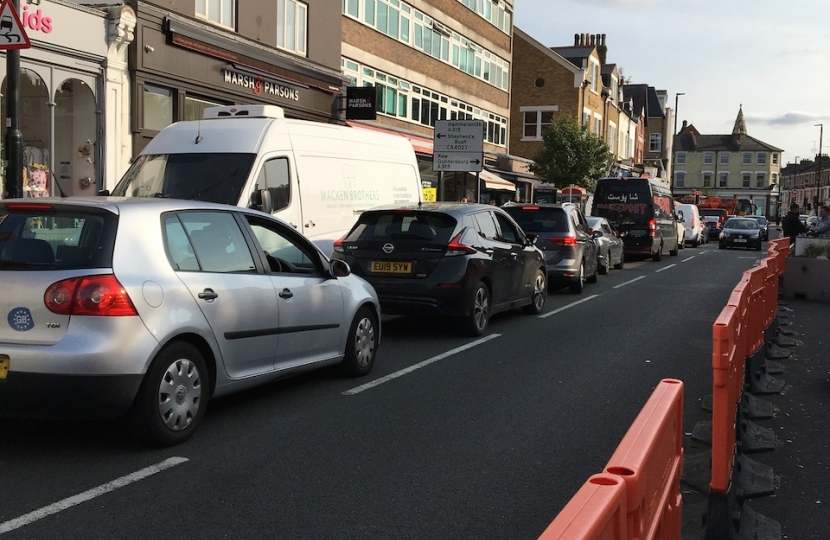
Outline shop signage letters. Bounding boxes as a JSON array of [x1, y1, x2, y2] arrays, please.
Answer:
[[222, 69, 300, 101]]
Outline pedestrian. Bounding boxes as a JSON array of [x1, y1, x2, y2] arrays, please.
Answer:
[[781, 202, 806, 249], [488, 199, 496, 206], [809, 205, 830, 237], [460, 196, 468, 203]]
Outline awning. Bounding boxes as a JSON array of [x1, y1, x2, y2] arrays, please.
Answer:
[[477, 169, 516, 191], [346, 121, 434, 155]]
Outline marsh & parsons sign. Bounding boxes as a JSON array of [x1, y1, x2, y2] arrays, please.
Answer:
[[222, 69, 300, 101]]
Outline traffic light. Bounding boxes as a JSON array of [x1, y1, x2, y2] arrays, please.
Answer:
[[792, 189, 797, 201], [694, 190, 700, 205]]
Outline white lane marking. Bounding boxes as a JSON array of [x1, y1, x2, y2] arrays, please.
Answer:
[[613, 276, 646, 289], [538, 294, 599, 319], [344, 334, 501, 395], [681, 256, 695, 262], [655, 264, 676, 273], [0, 457, 189, 535]]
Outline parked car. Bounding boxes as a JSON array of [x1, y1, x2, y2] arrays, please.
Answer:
[[0, 197, 380, 446], [586, 216, 624, 274], [676, 203, 704, 247], [718, 217, 763, 251], [746, 215, 769, 240], [331, 203, 547, 336], [501, 202, 599, 294], [699, 219, 710, 244], [806, 215, 819, 229], [800, 214, 811, 227]]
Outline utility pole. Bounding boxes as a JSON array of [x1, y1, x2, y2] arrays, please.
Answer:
[[2, 0, 29, 199], [815, 124, 823, 214], [670, 92, 684, 193]]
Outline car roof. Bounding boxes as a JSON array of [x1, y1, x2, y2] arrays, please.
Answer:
[[0, 196, 266, 215]]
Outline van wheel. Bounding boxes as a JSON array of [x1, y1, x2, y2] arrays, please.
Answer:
[[691, 237, 699, 248], [461, 283, 490, 336], [569, 262, 585, 294], [341, 306, 378, 377], [669, 239, 679, 256], [652, 242, 663, 262], [128, 342, 209, 447], [523, 269, 547, 314]]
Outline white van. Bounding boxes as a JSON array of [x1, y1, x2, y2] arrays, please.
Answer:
[[676, 203, 704, 247], [109, 105, 422, 254]]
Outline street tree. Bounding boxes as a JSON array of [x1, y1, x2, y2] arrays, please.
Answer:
[[529, 115, 613, 192]]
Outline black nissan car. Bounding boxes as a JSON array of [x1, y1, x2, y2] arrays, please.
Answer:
[[331, 203, 547, 336]]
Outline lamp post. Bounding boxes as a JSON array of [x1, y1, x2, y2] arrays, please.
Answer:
[[671, 92, 684, 194], [815, 124, 824, 214]]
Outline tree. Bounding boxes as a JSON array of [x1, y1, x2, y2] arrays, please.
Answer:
[[529, 115, 613, 192]]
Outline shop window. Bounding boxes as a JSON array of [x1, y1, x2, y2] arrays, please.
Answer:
[[55, 78, 97, 197], [3, 69, 51, 197], [277, 0, 308, 56], [143, 84, 174, 132], [185, 96, 223, 121], [196, 0, 235, 29]]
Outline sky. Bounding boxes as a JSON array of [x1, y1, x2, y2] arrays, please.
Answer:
[[513, 0, 830, 166]]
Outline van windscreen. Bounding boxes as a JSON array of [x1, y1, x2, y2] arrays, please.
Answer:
[[111, 153, 256, 206], [593, 180, 652, 226]]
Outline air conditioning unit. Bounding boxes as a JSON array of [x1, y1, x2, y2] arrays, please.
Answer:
[[431, 21, 452, 37]]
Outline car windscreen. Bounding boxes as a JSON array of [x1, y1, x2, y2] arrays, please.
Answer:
[[502, 207, 568, 233], [724, 219, 758, 230], [0, 204, 116, 269], [345, 211, 457, 244], [592, 180, 653, 226], [111, 153, 256, 206]]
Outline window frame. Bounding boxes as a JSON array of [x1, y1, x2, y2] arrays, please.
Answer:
[[277, 0, 308, 56], [195, 0, 235, 29]]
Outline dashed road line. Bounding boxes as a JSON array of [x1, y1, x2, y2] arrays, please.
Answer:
[[0, 457, 189, 535], [538, 294, 599, 319], [681, 256, 695, 262], [656, 264, 676, 273], [613, 276, 646, 289], [344, 334, 501, 395]]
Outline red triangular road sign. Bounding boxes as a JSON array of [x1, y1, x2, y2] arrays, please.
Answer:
[[0, 0, 31, 50]]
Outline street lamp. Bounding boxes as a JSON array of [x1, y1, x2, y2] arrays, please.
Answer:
[[815, 124, 824, 214], [671, 92, 685, 193]]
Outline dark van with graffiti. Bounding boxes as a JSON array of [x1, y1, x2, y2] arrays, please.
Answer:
[[591, 176, 679, 261]]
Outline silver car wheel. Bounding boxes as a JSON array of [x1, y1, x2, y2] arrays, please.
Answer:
[[353, 315, 376, 370], [532, 271, 546, 310], [472, 285, 490, 331], [158, 358, 202, 431]]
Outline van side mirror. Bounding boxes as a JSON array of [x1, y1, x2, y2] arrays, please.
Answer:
[[249, 189, 274, 214], [98, 189, 110, 196]]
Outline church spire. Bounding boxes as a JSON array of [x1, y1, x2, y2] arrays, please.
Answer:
[[732, 104, 747, 135]]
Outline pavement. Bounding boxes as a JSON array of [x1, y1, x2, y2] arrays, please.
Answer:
[[680, 248, 829, 539]]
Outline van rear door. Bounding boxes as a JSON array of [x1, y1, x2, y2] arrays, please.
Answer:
[[593, 179, 655, 255]]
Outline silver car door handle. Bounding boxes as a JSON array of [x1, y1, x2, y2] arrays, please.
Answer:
[[484, 249, 494, 256], [510, 252, 518, 260], [198, 289, 218, 300], [279, 288, 293, 299]]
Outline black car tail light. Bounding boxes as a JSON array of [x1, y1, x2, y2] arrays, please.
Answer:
[[550, 236, 577, 246], [445, 232, 477, 256]]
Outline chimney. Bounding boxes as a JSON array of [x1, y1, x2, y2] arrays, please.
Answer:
[[681, 120, 688, 132], [596, 33, 607, 65], [574, 33, 580, 46], [590, 34, 596, 46]]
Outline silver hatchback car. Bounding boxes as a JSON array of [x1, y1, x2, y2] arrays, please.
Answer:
[[0, 197, 380, 446]]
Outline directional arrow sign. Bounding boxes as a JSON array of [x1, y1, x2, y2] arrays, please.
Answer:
[[433, 120, 484, 172], [0, 0, 31, 50]]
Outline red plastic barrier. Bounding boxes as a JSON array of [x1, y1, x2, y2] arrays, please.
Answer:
[[709, 304, 743, 493], [739, 266, 766, 357], [537, 474, 627, 540], [603, 379, 684, 540]]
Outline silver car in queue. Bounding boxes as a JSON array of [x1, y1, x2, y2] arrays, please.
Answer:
[[0, 197, 380, 446]]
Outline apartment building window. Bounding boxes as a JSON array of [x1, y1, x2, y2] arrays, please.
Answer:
[[720, 153, 729, 165], [521, 107, 555, 140], [608, 123, 617, 154], [675, 171, 685, 188], [457, 0, 513, 34], [589, 60, 599, 93], [582, 109, 590, 128], [277, 0, 308, 55], [772, 173, 778, 183], [704, 152, 714, 165], [649, 133, 661, 152], [196, 0, 234, 29], [757, 152, 767, 165], [676, 152, 685, 165], [593, 115, 602, 135], [743, 153, 752, 165], [143, 83, 174, 132], [742, 173, 751, 188], [772, 153, 779, 165], [756, 173, 766, 188], [345, 2, 509, 92], [703, 173, 712, 187], [719, 172, 728, 187]]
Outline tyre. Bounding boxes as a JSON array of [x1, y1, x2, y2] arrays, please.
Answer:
[[691, 236, 699, 248], [652, 242, 663, 262], [462, 282, 491, 336], [341, 306, 378, 377], [586, 260, 599, 283], [128, 342, 209, 447], [598, 251, 610, 275], [669, 238, 679, 256], [569, 262, 585, 294], [613, 252, 624, 270], [523, 269, 547, 314]]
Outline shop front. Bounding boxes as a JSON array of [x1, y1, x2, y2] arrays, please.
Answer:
[[129, 3, 346, 160], [0, 0, 122, 198]]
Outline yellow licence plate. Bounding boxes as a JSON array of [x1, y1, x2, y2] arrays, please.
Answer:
[[0, 355, 9, 380], [370, 261, 412, 274]]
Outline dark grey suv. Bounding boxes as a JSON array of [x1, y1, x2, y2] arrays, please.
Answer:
[[501, 203, 599, 294], [332, 203, 547, 336]]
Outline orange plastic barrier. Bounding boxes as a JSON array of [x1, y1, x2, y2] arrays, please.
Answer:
[[738, 266, 766, 357], [537, 474, 627, 540], [603, 379, 684, 540], [709, 304, 743, 493]]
